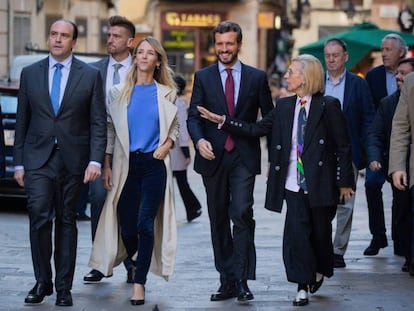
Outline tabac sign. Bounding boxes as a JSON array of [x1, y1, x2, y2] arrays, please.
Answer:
[[162, 11, 225, 29]]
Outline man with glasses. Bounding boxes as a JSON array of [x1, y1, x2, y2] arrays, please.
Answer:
[[323, 38, 375, 268]]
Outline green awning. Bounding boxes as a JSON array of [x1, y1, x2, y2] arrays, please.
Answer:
[[298, 22, 414, 70]]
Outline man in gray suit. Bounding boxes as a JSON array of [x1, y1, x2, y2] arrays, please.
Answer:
[[82, 15, 136, 284], [13, 19, 106, 306]]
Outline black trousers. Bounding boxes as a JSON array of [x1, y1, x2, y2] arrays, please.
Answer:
[[284, 190, 336, 285], [391, 183, 412, 258], [25, 149, 83, 291], [202, 150, 256, 282], [173, 170, 201, 219]]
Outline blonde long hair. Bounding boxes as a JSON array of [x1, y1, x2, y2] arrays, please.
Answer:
[[118, 36, 176, 104], [292, 54, 325, 95]]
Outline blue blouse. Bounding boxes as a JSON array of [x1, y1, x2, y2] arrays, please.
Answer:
[[128, 83, 160, 152]]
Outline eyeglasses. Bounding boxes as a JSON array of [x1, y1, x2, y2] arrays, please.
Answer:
[[285, 68, 301, 76]]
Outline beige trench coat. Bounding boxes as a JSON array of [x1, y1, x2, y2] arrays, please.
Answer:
[[88, 81, 178, 280], [389, 72, 414, 188]]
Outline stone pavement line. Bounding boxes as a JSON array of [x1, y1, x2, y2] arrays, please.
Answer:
[[0, 146, 413, 310]]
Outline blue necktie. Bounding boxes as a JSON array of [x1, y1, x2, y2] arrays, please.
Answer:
[[297, 99, 307, 191], [50, 63, 63, 115]]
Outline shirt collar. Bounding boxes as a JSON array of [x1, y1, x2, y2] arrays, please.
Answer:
[[109, 54, 132, 67], [49, 54, 72, 70], [218, 60, 242, 74]]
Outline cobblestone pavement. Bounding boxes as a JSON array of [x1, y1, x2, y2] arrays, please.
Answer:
[[1, 144, 413, 310]]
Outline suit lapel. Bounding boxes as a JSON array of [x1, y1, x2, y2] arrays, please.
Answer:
[[303, 94, 324, 154], [59, 57, 84, 114], [40, 58, 55, 115]]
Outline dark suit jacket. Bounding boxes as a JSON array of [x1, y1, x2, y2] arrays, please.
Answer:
[[367, 90, 401, 181], [0, 105, 5, 177], [90, 57, 110, 94], [341, 71, 375, 169], [187, 62, 274, 176], [365, 65, 388, 110], [222, 93, 355, 212], [13, 56, 107, 174]]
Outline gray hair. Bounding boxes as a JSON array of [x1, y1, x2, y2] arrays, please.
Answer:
[[382, 33, 408, 57]]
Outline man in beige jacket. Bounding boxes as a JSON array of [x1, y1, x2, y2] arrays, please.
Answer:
[[389, 71, 414, 276]]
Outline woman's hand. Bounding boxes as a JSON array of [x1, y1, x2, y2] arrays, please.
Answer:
[[197, 106, 225, 124], [154, 138, 173, 160]]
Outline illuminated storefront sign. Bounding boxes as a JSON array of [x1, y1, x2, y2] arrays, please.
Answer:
[[162, 11, 225, 28]]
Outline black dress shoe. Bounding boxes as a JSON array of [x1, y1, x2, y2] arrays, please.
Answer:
[[210, 281, 237, 301], [363, 239, 388, 256], [334, 254, 346, 268], [56, 290, 73, 306], [309, 275, 324, 294], [83, 269, 104, 283], [126, 266, 136, 284], [24, 282, 53, 304], [236, 280, 254, 302], [187, 208, 202, 222]]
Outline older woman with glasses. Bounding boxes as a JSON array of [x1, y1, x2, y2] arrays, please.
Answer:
[[198, 54, 355, 307]]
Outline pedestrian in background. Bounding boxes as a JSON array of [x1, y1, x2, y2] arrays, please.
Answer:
[[82, 14, 136, 285], [170, 74, 202, 222], [364, 33, 407, 256], [198, 54, 355, 307], [14, 19, 106, 306], [0, 104, 5, 178], [323, 38, 375, 268], [187, 20, 274, 303], [88, 36, 178, 306]]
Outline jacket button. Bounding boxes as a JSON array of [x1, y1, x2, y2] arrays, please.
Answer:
[[276, 145, 281, 150], [275, 166, 280, 171], [318, 161, 323, 166], [319, 139, 324, 144]]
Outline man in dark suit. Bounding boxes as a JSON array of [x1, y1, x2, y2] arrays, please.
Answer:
[[323, 38, 375, 268], [367, 58, 414, 272], [364, 33, 407, 256], [13, 19, 106, 306], [82, 15, 136, 284], [187, 21, 274, 303]]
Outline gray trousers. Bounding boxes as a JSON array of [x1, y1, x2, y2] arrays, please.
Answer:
[[333, 164, 359, 256]]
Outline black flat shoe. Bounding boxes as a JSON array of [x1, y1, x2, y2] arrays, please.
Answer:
[[293, 289, 309, 306], [56, 290, 73, 306], [309, 275, 324, 294], [25, 282, 53, 304], [130, 298, 145, 305], [83, 269, 104, 283]]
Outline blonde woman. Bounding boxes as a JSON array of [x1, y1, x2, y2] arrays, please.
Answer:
[[88, 37, 178, 306]]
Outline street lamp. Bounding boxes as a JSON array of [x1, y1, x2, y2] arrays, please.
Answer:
[[345, 0, 356, 20]]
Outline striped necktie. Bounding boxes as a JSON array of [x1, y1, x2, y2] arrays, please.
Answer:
[[297, 98, 307, 191]]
